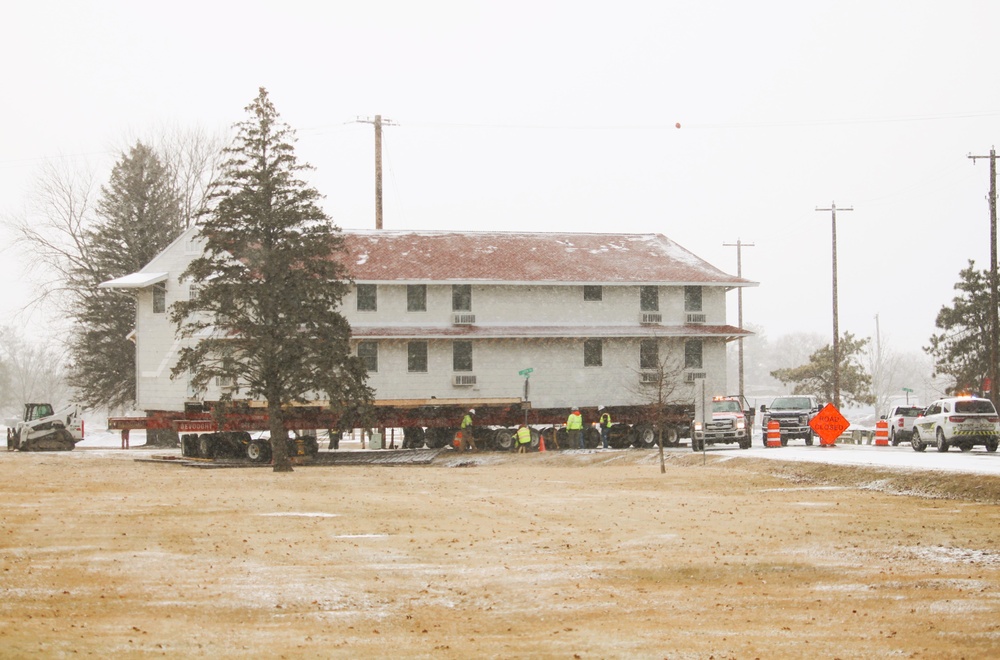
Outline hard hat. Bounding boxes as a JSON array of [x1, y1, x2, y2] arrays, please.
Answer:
[[469, 409, 475, 414], [598, 405, 605, 411], [572, 406, 579, 412]]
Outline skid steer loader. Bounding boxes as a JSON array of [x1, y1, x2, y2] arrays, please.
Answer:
[[6, 403, 84, 451]]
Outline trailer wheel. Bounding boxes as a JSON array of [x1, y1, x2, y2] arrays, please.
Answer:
[[661, 425, 679, 447], [402, 427, 426, 449], [632, 423, 656, 449], [198, 434, 215, 459], [539, 427, 559, 450], [493, 428, 515, 451], [246, 439, 270, 463], [583, 426, 601, 449], [424, 428, 455, 449]]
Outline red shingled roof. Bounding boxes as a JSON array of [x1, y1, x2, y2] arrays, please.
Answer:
[[340, 230, 755, 286]]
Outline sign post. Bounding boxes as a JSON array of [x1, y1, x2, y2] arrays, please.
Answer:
[[518, 368, 533, 426], [902, 387, 913, 404]]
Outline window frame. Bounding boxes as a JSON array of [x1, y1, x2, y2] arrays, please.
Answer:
[[152, 283, 166, 314], [358, 341, 379, 372], [407, 341, 428, 373], [452, 340, 473, 372], [407, 284, 427, 312], [356, 283, 377, 312], [684, 339, 703, 370], [684, 286, 703, 312], [584, 338, 603, 367], [452, 284, 472, 312], [640, 339, 659, 370], [640, 286, 659, 312]]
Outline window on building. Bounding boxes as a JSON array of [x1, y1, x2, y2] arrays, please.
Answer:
[[452, 284, 472, 312], [584, 339, 603, 367], [640, 286, 659, 312], [152, 283, 166, 314], [356, 284, 377, 312], [188, 284, 201, 301], [408, 341, 428, 373], [685, 339, 703, 369], [407, 284, 427, 312], [358, 341, 378, 372], [640, 339, 659, 370], [584, 285, 603, 301], [684, 286, 703, 312], [453, 341, 472, 372]]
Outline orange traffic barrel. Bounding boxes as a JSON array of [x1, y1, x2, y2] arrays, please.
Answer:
[[766, 420, 781, 448], [874, 419, 889, 446]]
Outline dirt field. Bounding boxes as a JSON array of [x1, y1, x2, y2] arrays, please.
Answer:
[[2, 448, 1000, 659]]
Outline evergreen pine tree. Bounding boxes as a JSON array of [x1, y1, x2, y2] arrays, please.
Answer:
[[171, 88, 372, 472], [926, 260, 994, 394], [68, 142, 184, 412]]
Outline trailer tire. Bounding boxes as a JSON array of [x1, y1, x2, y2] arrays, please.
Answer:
[[402, 427, 425, 449], [198, 434, 215, 459], [584, 426, 601, 449], [632, 423, 656, 449], [181, 434, 197, 457], [424, 427, 455, 449], [661, 425, 680, 447], [540, 427, 559, 450], [494, 428, 515, 451], [246, 439, 270, 463]]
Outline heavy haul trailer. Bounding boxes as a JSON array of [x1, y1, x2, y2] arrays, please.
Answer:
[[109, 398, 695, 461]]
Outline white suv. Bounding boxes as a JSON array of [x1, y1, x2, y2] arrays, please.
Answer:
[[910, 397, 1000, 453]]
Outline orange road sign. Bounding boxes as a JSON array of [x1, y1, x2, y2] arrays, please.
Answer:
[[810, 403, 850, 446]]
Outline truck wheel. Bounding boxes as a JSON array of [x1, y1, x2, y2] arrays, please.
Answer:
[[198, 434, 215, 459], [494, 428, 515, 452], [780, 436, 788, 447], [690, 436, 703, 452], [960, 443, 973, 452], [662, 425, 679, 447], [911, 429, 925, 452], [633, 423, 655, 449], [935, 428, 949, 452], [246, 439, 269, 463], [987, 439, 998, 453], [738, 438, 751, 449], [804, 433, 813, 446], [890, 427, 899, 446]]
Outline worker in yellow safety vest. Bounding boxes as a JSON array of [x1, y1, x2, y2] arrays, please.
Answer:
[[598, 406, 612, 449], [460, 409, 477, 452], [515, 424, 532, 453], [567, 407, 584, 449]]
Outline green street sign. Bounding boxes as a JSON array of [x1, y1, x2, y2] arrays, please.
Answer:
[[902, 387, 913, 393], [518, 368, 534, 377]]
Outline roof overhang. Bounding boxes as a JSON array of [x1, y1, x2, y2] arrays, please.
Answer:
[[99, 272, 169, 290]]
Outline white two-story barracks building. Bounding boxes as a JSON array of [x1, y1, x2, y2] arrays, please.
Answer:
[[104, 228, 756, 414]]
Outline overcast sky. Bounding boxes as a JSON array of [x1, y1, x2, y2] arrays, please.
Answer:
[[3, 1, 999, 360]]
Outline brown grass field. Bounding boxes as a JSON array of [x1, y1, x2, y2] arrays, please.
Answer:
[[2, 448, 999, 658]]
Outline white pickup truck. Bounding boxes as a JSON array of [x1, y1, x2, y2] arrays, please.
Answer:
[[882, 404, 924, 445]]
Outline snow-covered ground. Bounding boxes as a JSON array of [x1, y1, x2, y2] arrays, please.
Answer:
[[707, 440, 1000, 476]]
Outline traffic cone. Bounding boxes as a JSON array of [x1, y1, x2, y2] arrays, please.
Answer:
[[539, 431, 546, 452]]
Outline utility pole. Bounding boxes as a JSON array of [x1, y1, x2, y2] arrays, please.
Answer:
[[816, 202, 853, 409], [723, 239, 754, 402], [968, 148, 999, 407], [357, 115, 395, 229]]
